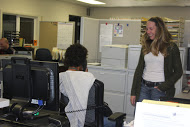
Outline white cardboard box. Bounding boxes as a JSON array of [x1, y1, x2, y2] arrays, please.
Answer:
[[101, 45, 128, 68]]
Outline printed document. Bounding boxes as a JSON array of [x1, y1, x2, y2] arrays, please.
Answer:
[[134, 102, 190, 127], [99, 24, 113, 52]]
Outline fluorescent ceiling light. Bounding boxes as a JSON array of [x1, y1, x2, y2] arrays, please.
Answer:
[[77, 0, 105, 4]]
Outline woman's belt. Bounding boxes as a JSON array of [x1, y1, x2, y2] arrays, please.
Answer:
[[142, 79, 163, 87]]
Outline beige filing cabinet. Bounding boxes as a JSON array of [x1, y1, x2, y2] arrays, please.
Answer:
[[125, 45, 141, 121], [88, 65, 127, 113], [101, 45, 128, 68]]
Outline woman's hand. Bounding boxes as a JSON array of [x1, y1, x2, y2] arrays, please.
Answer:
[[85, 67, 88, 72], [130, 96, 136, 106], [154, 86, 161, 92]]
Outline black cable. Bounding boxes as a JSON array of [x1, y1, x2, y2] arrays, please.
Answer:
[[32, 102, 45, 115], [59, 104, 105, 115]]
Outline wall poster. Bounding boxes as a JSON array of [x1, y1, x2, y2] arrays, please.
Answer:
[[114, 24, 124, 37]]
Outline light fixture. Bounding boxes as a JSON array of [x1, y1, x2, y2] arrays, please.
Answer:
[[77, 0, 105, 4]]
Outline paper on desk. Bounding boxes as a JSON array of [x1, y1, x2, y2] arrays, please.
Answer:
[[0, 98, 10, 108], [103, 44, 128, 48], [87, 63, 101, 66], [142, 99, 190, 109], [134, 102, 190, 127]]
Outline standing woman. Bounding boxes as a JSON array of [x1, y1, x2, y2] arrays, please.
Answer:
[[130, 17, 183, 106]]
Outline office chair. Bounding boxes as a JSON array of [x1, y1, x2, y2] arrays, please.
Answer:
[[35, 48, 52, 61], [60, 79, 126, 127]]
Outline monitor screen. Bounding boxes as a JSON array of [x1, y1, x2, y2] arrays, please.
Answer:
[[2, 58, 60, 111]]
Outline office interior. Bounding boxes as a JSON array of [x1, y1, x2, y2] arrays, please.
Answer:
[[1, 0, 190, 126]]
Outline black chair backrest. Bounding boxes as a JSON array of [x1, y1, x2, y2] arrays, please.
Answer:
[[35, 48, 52, 61], [85, 79, 104, 127], [60, 79, 104, 127]]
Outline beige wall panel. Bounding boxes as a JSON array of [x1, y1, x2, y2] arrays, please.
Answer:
[[81, 17, 100, 62], [39, 22, 57, 52], [0, 9, 2, 38]]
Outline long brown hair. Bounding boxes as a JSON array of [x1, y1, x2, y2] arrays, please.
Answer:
[[141, 17, 172, 56]]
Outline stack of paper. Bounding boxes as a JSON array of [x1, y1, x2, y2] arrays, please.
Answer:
[[134, 100, 190, 127], [143, 99, 190, 108], [0, 98, 10, 108]]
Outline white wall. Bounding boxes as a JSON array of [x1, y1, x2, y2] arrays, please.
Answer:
[[90, 7, 190, 20], [0, 0, 88, 21]]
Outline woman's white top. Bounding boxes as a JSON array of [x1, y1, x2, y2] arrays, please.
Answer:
[[142, 52, 165, 82], [59, 71, 95, 127]]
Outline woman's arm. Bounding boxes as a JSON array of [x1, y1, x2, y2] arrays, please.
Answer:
[[130, 48, 145, 104], [158, 43, 183, 91]]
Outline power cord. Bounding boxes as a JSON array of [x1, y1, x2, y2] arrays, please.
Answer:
[[60, 104, 105, 115], [23, 100, 45, 119]]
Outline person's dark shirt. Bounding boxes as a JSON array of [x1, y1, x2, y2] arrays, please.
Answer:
[[0, 47, 13, 54]]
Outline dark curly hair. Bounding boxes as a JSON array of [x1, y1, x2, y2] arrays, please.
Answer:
[[64, 43, 88, 68]]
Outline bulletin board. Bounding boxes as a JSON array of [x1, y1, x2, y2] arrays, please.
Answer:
[[99, 19, 141, 45]]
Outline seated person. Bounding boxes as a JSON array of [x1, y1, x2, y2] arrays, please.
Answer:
[[0, 38, 14, 54], [59, 43, 115, 127]]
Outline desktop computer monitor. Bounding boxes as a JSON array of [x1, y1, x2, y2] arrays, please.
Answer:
[[30, 60, 59, 111], [2, 58, 59, 112]]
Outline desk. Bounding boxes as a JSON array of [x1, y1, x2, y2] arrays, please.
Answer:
[[160, 92, 190, 104], [0, 109, 70, 127], [175, 92, 190, 99]]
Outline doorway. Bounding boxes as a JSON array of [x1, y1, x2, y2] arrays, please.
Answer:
[[69, 15, 81, 44]]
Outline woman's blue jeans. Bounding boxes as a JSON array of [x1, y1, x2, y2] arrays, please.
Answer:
[[104, 117, 116, 127], [138, 81, 166, 102]]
